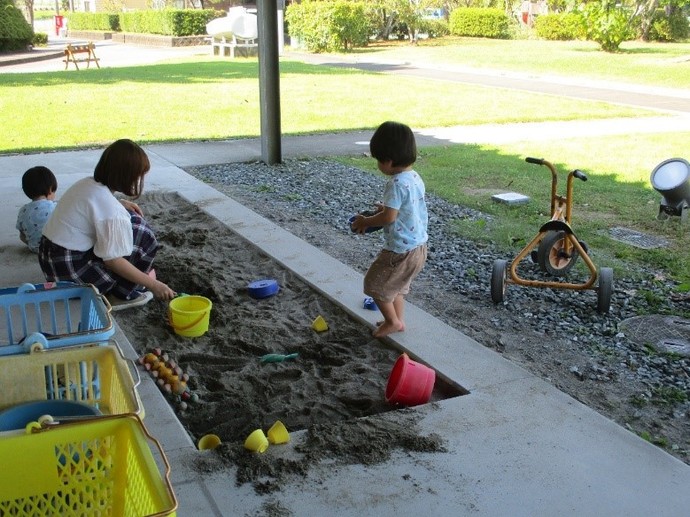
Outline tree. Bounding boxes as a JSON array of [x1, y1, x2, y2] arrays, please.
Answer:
[[369, 0, 445, 42], [580, 0, 633, 51], [630, 0, 690, 40], [0, 0, 33, 50], [19, 0, 35, 28]]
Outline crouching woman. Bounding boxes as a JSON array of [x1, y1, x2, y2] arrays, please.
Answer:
[[39, 139, 176, 310]]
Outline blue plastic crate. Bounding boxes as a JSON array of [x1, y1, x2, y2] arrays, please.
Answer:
[[0, 283, 114, 356]]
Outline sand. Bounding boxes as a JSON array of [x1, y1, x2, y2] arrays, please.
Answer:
[[116, 192, 448, 491]]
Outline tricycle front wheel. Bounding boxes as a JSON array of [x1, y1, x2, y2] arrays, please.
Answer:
[[537, 230, 579, 277]]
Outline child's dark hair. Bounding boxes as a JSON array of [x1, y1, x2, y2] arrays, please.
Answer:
[[369, 121, 417, 168], [94, 139, 150, 198], [22, 166, 57, 200]]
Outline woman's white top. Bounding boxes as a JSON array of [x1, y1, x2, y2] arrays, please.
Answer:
[[42, 177, 133, 261]]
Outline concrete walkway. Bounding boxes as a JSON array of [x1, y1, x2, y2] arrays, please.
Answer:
[[1, 42, 690, 516]]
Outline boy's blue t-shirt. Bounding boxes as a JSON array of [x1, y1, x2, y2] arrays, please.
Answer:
[[382, 169, 428, 253], [16, 199, 57, 253]]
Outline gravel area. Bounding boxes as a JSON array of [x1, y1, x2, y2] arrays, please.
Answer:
[[186, 158, 690, 465]]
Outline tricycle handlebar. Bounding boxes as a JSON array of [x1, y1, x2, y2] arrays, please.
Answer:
[[573, 169, 588, 182], [525, 157, 544, 165]]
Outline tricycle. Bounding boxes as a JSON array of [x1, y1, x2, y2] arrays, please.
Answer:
[[490, 157, 613, 313]]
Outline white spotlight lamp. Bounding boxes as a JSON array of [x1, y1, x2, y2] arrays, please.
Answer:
[[650, 158, 690, 220]]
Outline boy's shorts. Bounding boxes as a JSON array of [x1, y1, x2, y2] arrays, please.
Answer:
[[363, 244, 427, 303]]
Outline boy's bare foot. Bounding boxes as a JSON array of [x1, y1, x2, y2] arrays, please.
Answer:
[[373, 321, 405, 337], [376, 320, 406, 332]]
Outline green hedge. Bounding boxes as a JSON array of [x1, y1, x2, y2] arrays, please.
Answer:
[[120, 9, 218, 36], [286, 0, 372, 52], [68, 9, 220, 36], [448, 8, 511, 39], [0, 0, 34, 51], [534, 12, 585, 41], [69, 12, 120, 32]]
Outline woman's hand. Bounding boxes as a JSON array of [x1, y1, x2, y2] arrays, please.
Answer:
[[149, 280, 177, 301], [120, 199, 143, 216], [103, 257, 176, 301]]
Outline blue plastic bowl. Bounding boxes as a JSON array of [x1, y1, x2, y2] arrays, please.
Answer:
[[0, 400, 101, 431], [248, 279, 280, 299]]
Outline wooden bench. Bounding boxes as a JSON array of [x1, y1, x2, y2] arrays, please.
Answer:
[[63, 42, 100, 70]]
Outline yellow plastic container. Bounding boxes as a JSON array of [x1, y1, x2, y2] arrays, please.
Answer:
[[0, 341, 143, 419], [0, 414, 177, 516], [198, 433, 221, 450], [312, 315, 328, 332], [168, 296, 212, 337], [267, 420, 290, 445]]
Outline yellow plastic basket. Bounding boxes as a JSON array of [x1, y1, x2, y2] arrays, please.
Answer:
[[0, 341, 143, 419], [0, 414, 177, 516]]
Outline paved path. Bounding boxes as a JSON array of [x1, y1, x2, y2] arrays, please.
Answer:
[[291, 52, 690, 114]]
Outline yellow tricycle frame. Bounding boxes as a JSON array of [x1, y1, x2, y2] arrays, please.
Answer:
[[490, 157, 613, 313]]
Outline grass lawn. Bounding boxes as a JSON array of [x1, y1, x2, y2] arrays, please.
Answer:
[[0, 57, 653, 154]]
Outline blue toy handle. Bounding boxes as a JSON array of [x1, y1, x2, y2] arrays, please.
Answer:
[[22, 332, 49, 353]]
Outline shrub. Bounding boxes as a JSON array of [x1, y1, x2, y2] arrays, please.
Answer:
[[286, 1, 332, 51], [418, 18, 450, 38], [580, 2, 632, 52], [647, 8, 689, 42], [330, 1, 371, 50], [534, 12, 585, 40], [448, 8, 511, 39], [286, 0, 373, 52], [32, 31, 48, 46], [0, 0, 33, 51]]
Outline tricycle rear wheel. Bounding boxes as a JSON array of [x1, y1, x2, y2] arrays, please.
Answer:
[[597, 267, 614, 313], [491, 259, 508, 303]]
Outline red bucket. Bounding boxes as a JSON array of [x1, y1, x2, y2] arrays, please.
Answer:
[[385, 353, 436, 406]]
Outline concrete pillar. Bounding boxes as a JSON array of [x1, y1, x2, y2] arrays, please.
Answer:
[[257, 0, 282, 165]]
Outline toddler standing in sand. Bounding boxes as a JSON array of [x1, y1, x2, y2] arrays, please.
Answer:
[[351, 121, 428, 338], [16, 166, 58, 253]]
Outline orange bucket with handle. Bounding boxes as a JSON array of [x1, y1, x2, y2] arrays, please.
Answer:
[[385, 353, 436, 406]]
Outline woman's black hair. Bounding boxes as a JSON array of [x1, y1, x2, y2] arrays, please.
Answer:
[[93, 139, 150, 198]]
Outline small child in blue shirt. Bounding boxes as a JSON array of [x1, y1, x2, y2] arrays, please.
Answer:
[[16, 166, 58, 253], [351, 121, 428, 338]]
